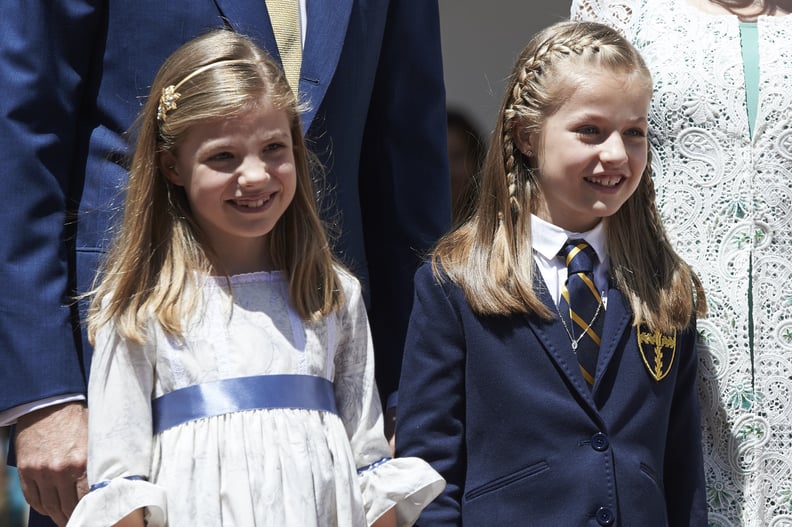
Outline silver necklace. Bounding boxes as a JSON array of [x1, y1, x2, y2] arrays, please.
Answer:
[[554, 293, 604, 352]]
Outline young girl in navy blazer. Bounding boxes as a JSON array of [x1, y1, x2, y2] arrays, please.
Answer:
[[396, 20, 708, 527]]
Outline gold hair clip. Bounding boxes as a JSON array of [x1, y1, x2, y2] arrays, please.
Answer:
[[157, 85, 181, 122], [157, 59, 252, 123]]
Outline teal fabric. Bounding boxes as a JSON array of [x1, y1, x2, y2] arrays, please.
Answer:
[[740, 22, 759, 137], [739, 22, 759, 376]]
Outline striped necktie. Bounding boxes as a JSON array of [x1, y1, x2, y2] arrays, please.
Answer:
[[558, 239, 604, 389], [266, 0, 302, 95]]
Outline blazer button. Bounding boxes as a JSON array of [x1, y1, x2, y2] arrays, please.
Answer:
[[591, 432, 609, 451], [596, 506, 615, 526]]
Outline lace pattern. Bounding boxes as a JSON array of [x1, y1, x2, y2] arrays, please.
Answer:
[[571, 2, 792, 525]]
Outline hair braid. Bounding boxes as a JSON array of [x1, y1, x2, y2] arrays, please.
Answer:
[[430, 21, 703, 331], [500, 34, 600, 224]]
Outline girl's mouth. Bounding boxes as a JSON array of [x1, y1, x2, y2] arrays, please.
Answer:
[[585, 175, 623, 187], [231, 194, 274, 208]]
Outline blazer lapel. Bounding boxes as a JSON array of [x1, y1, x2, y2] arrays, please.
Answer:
[[213, 0, 353, 132], [529, 277, 598, 405], [593, 285, 633, 393], [214, 0, 279, 56], [299, 0, 353, 130]]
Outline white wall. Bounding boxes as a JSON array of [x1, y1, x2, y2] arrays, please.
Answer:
[[438, 1, 570, 141]]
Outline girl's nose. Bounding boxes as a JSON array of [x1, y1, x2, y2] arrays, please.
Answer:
[[600, 133, 628, 165], [237, 158, 269, 186]]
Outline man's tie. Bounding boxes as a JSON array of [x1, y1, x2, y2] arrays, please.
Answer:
[[265, 0, 302, 95], [557, 239, 604, 389]]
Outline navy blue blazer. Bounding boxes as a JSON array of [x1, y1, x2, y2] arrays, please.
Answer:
[[0, 0, 449, 413], [396, 264, 707, 526]]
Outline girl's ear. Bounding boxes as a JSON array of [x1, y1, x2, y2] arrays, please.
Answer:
[[514, 125, 536, 158], [159, 151, 183, 186]]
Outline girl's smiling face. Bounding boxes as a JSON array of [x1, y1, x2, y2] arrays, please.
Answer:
[[161, 99, 297, 273], [518, 69, 651, 232]]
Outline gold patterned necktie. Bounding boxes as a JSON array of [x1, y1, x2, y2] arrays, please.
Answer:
[[265, 0, 302, 95], [558, 239, 604, 389]]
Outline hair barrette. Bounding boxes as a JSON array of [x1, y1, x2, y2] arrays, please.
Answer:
[[157, 85, 181, 122], [157, 59, 252, 123]]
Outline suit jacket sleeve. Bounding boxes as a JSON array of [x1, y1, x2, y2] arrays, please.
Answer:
[[396, 264, 466, 526], [358, 0, 451, 402], [0, 0, 101, 411]]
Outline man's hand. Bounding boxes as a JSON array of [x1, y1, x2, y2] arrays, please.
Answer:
[[15, 402, 88, 526]]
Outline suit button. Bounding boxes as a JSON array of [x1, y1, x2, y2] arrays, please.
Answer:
[[596, 506, 615, 526], [591, 432, 609, 451]]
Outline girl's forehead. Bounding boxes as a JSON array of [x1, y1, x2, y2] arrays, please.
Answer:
[[539, 69, 651, 127], [552, 66, 651, 105], [175, 103, 293, 150], [565, 61, 650, 87]]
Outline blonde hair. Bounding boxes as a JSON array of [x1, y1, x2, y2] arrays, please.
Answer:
[[432, 20, 705, 332], [87, 29, 344, 343]]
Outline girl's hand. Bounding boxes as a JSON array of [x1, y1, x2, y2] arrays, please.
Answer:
[[372, 507, 397, 527], [114, 508, 144, 527]]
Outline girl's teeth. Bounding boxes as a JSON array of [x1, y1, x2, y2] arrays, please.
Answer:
[[588, 176, 620, 187], [238, 198, 267, 207]]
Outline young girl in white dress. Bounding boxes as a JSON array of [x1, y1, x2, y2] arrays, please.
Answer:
[[66, 29, 444, 527]]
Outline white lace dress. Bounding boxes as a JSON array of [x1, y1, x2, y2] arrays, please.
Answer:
[[571, 2, 792, 525], [67, 270, 444, 526]]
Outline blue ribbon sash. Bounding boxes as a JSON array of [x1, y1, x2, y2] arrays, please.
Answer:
[[152, 374, 337, 434]]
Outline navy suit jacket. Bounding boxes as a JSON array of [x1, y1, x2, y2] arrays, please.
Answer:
[[0, 0, 449, 414], [396, 264, 707, 526]]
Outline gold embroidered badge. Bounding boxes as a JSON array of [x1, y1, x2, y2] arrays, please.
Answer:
[[637, 327, 677, 381]]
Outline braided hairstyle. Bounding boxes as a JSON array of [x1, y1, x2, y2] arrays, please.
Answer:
[[431, 20, 705, 331]]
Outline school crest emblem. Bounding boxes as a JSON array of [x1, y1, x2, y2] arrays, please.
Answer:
[[637, 327, 677, 381]]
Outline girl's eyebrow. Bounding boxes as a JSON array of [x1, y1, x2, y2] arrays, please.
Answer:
[[568, 117, 649, 132], [571, 111, 648, 123], [199, 129, 292, 148]]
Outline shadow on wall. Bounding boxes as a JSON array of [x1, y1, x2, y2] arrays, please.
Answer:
[[447, 106, 486, 227]]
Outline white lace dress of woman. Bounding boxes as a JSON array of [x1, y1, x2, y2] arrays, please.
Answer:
[[66, 270, 445, 526], [571, 2, 792, 525]]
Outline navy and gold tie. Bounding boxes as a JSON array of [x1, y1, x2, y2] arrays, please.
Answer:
[[558, 240, 604, 389]]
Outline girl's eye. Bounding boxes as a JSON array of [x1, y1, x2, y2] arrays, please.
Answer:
[[208, 151, 233, 162], [264, 142, 285, 153], [625, 128, 647, 138], [577, 126, 599, 135]]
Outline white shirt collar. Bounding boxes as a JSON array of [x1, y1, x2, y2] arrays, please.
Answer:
[[531, 214, 609, 270]]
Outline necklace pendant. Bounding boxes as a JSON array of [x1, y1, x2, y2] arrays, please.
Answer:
[[571, 340, 578, 351]]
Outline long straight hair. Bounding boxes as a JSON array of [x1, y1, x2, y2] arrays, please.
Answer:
[[432, 21, 706, 332], [87, 29, 345, 344]]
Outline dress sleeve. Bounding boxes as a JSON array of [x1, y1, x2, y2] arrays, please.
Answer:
[[569, 0, 641, 38], [663, 323, 708, 526], [334, 275, 445, 527], [67, 321, 167, 526], [394, 264, 468, 526]]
